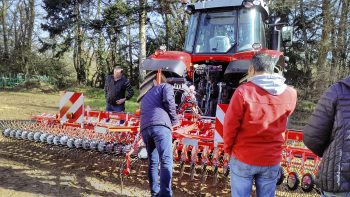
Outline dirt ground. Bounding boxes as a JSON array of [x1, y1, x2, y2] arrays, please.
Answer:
[[0, 91, 319, 197]]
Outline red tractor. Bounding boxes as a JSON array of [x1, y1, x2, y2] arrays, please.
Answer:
[[142, 0, 293, 116]]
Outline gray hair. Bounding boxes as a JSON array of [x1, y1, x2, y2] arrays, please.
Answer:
[[251, 53, 275, 74]]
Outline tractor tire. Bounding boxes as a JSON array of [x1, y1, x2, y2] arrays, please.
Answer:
[[276, 166, 285, 185], [301, 173, 315, 193], [287, 171, 300, 191]]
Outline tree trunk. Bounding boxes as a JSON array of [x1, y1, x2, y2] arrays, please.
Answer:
[[139, 0, 147, 83], [96, 0, 106, 88], [299, 0, 309, 67], [165, 13, 170, 50], [1, 0, 8, 59], [127, 17, 134, 83], [338, 0, 349, 70], [26, 0, 34, 50], [330, 0, 345, 83], [315, 0, 332, 92], [24, 0, 35, 80], [75, 1, 85, 84]]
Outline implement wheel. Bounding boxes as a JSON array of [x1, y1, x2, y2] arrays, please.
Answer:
[[287, 171, 300, 191], [301, 173, 315, 192]]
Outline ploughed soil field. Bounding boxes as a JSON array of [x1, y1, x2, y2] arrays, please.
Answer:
[[0, 91, 319, 196]]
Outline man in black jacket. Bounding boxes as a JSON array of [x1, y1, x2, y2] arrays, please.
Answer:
[[304, 76, 350, 197], [104, 66, 134, 112]]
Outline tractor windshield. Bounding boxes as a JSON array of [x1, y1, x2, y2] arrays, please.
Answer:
[[184, 8, 265, 54]]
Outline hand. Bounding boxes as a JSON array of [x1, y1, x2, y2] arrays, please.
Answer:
[[173, 121, 181, 128], [116, 98, 126, 105]]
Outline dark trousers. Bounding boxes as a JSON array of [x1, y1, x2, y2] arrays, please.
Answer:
[[141, 126, 173, 197], [106, 103, 125, 112]]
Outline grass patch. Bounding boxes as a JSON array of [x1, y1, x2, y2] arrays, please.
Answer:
[[0, 86, 140, 120], [68, 86, 140, 112], [288, 100, 316, 130]]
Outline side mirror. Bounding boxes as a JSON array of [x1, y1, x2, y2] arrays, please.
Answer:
[[281, 26, 293, 47]]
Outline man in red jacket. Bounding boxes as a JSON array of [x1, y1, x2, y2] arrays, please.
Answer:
[[223, 52, 297, 197]]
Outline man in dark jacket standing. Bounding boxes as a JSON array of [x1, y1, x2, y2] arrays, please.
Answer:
[[304, 77, 350, 197], [104, 66, 134, 112], [139, 71, 179, 197], [223, 52, 297, 197]]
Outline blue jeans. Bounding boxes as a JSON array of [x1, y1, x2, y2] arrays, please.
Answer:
[[229, 156, 280, 197], [106, 103, 125, 112], [322, 191, 350, 197], [141, 126, 173, 197]]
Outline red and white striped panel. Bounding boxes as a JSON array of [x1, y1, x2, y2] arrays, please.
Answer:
[[59, 92, 84, 125], [214, 104, 228, 147]]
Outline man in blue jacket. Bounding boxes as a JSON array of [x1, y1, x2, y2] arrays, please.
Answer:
[[138, 71, 179, 197]]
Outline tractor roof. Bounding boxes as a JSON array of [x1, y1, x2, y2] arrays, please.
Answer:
[[192, 0, 269, 16]]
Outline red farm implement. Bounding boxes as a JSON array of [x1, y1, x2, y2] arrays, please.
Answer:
[[0, 91, 321, 196]]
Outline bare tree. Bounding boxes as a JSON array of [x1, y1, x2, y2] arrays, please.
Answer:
[[315, 0, 332, 91], [139, 0, 147, 82], [1, 0, 9, 59]]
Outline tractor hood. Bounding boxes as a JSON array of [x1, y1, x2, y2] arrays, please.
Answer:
[[141, 51, 192, 77], [224, 49, 285, 74]]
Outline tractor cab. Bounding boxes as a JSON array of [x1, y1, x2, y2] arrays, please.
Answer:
[[184, 0, 268, 55]]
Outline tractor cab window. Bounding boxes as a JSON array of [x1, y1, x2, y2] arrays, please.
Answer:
[[184, 12, 199, 52], [184, 8, 266, 54], [194, 11, 237, 54], [237, 8, 266, 52]]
